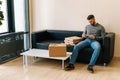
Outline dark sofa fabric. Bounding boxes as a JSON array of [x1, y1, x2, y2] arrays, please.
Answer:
[[32, 30, 115, 65]]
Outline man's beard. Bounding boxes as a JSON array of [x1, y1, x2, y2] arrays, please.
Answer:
[[91, 22, 96, 26]]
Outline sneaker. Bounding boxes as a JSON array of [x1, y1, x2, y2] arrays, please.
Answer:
[[87, 65, 94, 73], [65, 64, 75, 71]]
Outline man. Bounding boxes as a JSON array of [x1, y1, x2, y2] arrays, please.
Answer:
[[65, 14, 105, 73]]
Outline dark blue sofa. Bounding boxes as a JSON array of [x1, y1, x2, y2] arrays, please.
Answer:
[[31, 30, 115, 65]]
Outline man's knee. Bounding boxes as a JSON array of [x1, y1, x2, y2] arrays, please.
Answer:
[[94, 45, 101, 50], [92, 42, 101, 50], [73, 45, 80, 51]]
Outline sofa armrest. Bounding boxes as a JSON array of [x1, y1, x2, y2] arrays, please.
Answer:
[[31, 30, 49, 48], [102, 32, 115, 63]]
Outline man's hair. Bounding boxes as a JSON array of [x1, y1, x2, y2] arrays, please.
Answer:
[[87, 14, 95, 20]]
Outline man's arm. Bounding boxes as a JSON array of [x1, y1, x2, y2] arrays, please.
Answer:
[[82, 26, 87, 38], [95, 26, 105, 40], [82, 26, 96, 39]]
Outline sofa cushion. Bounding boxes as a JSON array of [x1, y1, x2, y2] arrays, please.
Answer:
[[36, 40, 64, 50], [47, 30, 83, 40], [36, 39, 75, 52]]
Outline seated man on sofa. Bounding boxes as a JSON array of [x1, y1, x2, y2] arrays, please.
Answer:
[[65, 14, 106, 73]]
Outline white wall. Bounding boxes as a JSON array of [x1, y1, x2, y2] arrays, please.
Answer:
[[32, 0, 120, 57]]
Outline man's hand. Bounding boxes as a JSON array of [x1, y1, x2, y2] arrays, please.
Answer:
[[88, 35, 95, 39], [82, 33, 95, 39], [82, 33, 87, 38]]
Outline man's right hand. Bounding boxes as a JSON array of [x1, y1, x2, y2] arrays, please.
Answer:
[[82, 33, 87, 38]]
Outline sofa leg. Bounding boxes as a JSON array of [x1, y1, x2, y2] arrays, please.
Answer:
[[104, 63, 107, 66]]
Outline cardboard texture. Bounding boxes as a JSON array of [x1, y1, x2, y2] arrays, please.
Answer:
[[64, 36, 82, 45], [49, 43, 67, 57]]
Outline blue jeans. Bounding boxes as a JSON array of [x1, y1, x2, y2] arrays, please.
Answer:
[[69, 38, 101, 66]]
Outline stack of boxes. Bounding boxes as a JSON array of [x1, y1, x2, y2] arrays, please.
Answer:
[[64, 36, 82, 45]]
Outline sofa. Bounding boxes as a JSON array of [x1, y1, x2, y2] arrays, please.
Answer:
[[31, 30, 115, 65]]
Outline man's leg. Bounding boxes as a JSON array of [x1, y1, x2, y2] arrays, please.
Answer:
[[89, 41, 101, 65], [65, 39, 90, 70], [87, 41, 101, 73], [69, 40, 90, 64]]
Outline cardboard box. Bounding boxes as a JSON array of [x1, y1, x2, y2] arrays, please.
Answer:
[[49, 43, 66, 57]]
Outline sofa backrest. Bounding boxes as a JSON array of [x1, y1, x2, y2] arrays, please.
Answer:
[[47, 30, 83, 40]]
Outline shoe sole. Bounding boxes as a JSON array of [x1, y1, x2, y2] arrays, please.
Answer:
[[65, 68, 74, 71], [87, 68, 94, 73]]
